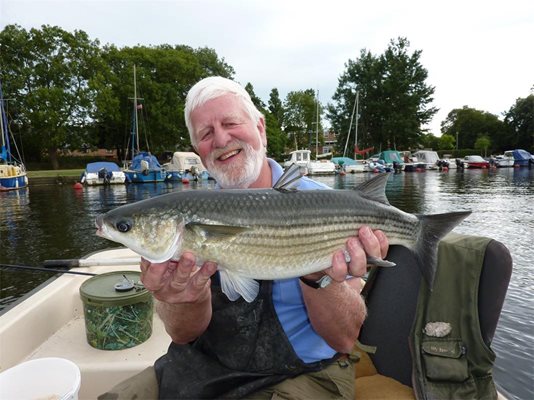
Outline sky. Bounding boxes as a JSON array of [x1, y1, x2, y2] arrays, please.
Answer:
[[1, 0, 533, 135]]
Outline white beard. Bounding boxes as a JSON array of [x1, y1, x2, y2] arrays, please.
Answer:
[[206, 141, 266, 189]]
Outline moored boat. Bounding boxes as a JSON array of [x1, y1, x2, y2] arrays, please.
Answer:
[[463, 155, 490, 169], [283, 149, 336, 175], [412, 150, 440, 170], [122, 66, 166, 183], [0, 79, 28, 191], [509, 149, 533, 167], [80, 161, 126, 185], [163, 151, 211, 182]]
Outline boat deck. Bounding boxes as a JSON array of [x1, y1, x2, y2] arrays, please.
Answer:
[[0, 248, 169, 399]]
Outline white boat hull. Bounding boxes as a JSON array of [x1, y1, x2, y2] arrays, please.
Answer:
[[0, 249, 168, 399]]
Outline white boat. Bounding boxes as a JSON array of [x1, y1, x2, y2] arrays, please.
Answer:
[[0, 79, 28, 191], [80, 161, 126, 185], [0, 244, 511, 399], [282, 149, 336, 175], [0, 248, 168, 399], [492, 151, 515, 168], [163, 151, 211, 181], [412, 150, 440, 170]]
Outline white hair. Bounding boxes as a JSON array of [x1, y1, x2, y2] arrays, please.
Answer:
[[184, 76, 264, 147]]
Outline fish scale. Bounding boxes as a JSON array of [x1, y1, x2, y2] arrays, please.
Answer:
[[96, 166, 471, 302]]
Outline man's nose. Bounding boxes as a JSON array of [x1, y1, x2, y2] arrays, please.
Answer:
[[212, 125, 232, 148]]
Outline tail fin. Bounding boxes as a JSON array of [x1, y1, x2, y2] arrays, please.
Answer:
[[415, 211, 471, 288]]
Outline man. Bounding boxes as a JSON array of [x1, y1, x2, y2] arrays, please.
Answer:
[[100, 77, 388, 400]]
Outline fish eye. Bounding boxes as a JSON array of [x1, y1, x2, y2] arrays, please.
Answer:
[[116, 221, 132, 233]]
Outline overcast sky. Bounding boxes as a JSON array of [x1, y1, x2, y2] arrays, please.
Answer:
[[1, 0, 533, 135]]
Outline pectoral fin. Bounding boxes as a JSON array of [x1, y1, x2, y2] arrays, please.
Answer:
[[218, 269, 259, 303]]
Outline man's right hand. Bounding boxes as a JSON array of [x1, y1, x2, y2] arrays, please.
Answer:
[[140, 252, 218, 305]]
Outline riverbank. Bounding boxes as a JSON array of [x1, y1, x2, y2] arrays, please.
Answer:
[[26, 169, 83, 185]]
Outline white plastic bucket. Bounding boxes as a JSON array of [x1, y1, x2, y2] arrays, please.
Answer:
[[0, 357, 81, 400]]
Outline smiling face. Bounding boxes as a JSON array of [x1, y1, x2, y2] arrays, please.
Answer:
[[190, 94, 270, 189]]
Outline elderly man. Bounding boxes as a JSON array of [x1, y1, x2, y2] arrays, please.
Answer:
[[99, 77, 388, 400]]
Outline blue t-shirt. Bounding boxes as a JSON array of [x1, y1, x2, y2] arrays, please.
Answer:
[[268, 159, 336, 363]]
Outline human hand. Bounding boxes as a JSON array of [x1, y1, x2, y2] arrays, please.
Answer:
[[140, 252, 217, 304], [302, 226, 389, 284]]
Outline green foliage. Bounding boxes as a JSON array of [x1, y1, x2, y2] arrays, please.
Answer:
[[264, 112, 286, 160], [441, 106, 505, 153], [283, 89, 321, 150], [268, 88, 284, 127], [474, 135, 492, 157], [328, 37, 437, 154], [503, 94, 534, 152], [245, 82, 266, 110], [0, 24, 234, 168], [439, 134, 456, 150]]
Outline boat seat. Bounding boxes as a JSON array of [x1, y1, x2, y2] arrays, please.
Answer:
[[355, 234, 512, 397]]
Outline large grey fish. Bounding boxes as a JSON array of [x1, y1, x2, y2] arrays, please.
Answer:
[[95, 164, 470, 302]]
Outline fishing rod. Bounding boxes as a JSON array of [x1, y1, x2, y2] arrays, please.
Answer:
[[0, 264, 97, 276]]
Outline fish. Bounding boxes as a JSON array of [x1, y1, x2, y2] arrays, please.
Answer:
[[95, 164, 471, 302]]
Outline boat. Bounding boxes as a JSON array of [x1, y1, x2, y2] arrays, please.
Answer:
[[491, 151, 514, 168], [163, 151, 211, 182], [509, 149, 533, 167], [0, 237, 511, 400], [0, 79, 28, 191], [411, 150, 440, 170], [80, 161, 126, 185], [122, 66, 166, 183], [463, 155, 490, 169], [282, 149, 336, 175], [331, 157, 366, 174], [369, 150, 404, 172]]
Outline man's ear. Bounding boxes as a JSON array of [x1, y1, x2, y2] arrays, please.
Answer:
[[257, 117, 267, 147]]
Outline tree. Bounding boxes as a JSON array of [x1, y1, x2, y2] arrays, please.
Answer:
[[244, 82, 266, 111], [283, 89, 321, 151], [439, 134, 456, 151], [441, 106, 504, 152], [328, 37, 437, 154], [0, 24, 102, 168], [503, 94, 534, 152], [268, 88, 284, 127], [475, 135, 491, 157]]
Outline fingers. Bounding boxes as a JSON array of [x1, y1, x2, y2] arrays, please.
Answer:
[[330, 225, 390, 280], [140, 253, 218, 304]]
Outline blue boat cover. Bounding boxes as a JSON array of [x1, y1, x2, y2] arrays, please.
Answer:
[[85, 161, 122, 173], [512, 149, 532, 163], [331, 157, 357, 166], [378, 150, 404, 165], [130, 152, 162, 171]]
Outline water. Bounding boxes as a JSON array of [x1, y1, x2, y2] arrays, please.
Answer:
[[1, 169, 533, 400]]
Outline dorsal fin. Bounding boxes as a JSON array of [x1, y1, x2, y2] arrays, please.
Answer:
[[355, 173, 390, 205], [273, 163, 304, 192]]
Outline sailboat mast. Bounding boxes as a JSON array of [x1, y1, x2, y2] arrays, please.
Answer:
[[133, 65, 140, 155], [353, 90, 359, 160], [343, 89, 359, 158], [315, 90, 319, 159]]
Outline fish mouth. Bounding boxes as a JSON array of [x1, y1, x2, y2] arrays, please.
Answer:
[[95, 215, 105, 237]]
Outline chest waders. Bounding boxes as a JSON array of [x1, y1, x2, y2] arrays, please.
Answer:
[[154, 279, 337, 399]]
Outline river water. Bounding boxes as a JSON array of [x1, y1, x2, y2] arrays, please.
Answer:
[[0, 168, 532, 399]]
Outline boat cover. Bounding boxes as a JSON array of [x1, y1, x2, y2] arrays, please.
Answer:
[[85, 162, 122, 173], [512, 149, 532, 162], [331, 157, 357, 166], [130, 152, 162, 171], [166, 152, 206, 172]]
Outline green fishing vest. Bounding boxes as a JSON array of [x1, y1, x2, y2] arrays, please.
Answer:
[[411, 233, 498, 400]]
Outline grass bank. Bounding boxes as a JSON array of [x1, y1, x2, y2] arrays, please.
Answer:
[[27, 169, 84, 179]]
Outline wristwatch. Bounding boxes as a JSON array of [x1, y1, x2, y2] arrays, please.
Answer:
[[299, 276, 321, 289]]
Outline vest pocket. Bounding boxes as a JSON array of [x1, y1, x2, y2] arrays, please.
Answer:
[[422, 339, 469, 382]]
